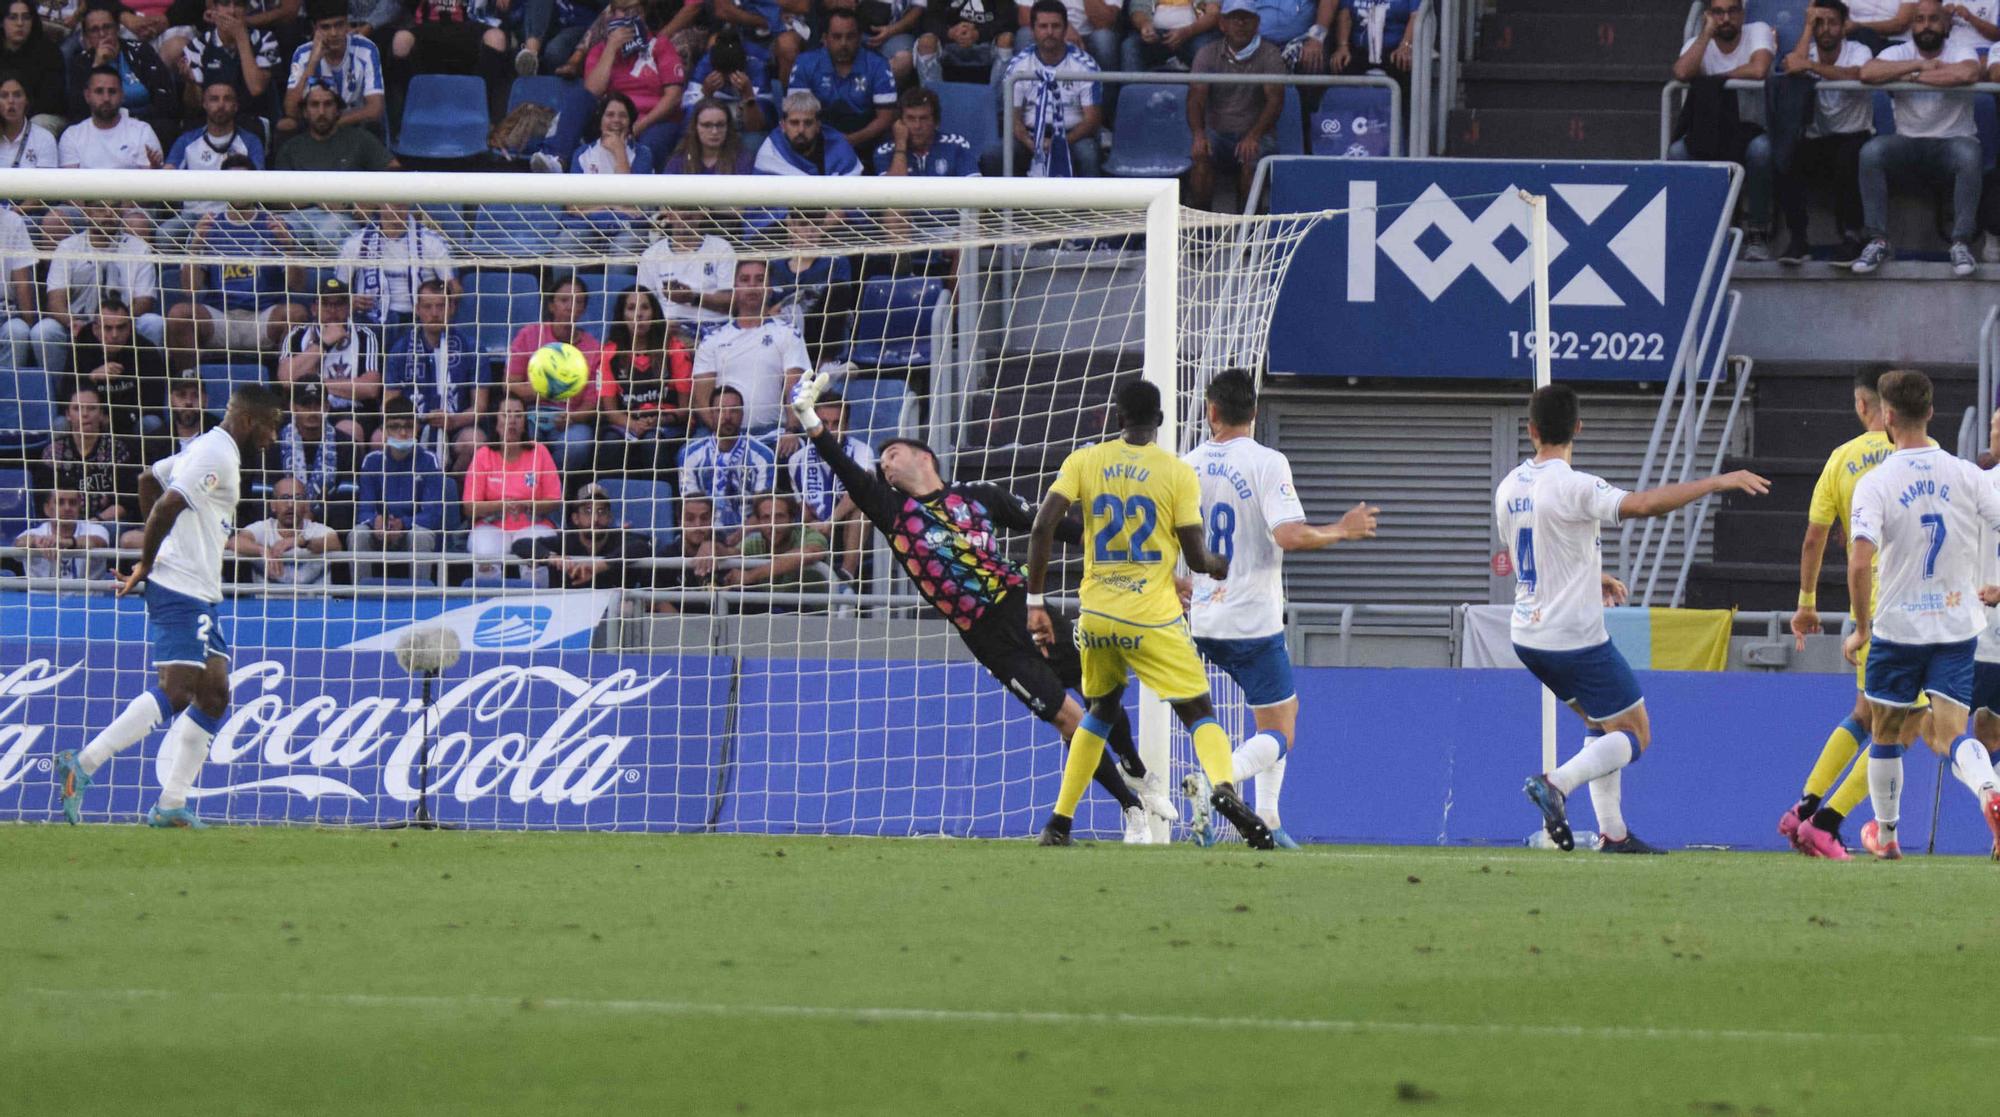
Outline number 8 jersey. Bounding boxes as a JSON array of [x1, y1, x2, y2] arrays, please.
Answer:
[[1849, 447, 2000, 646], [1050, 437, 1203, 626], [1183, 436, 1307, 641], [1494, 458, 1629, 652]]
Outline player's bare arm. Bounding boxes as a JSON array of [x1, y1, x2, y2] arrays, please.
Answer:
[[118, 479, 189, 597], [1843, 536, 1876, 666], [1271, 502, 1379, 551], [1617, 469, 1770, 520], [1793, 520, 1832, 649]]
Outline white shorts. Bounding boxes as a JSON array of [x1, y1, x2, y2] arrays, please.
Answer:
[[199, 304, 286, 352]]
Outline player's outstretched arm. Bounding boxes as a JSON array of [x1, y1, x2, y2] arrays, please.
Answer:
[[119, 479, 189, 597], [1025, 491, 1072, 647], [1174, 523, 1228, 580], [1843, 536, 1877, 666], [1272, 502, 1379, 552], [1617, 469, 1770, 521]]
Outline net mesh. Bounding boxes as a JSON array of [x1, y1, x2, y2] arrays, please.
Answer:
[[0, 181, 1320, 838]]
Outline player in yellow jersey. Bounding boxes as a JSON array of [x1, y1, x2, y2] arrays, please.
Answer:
[[1024, 380, 1275, 849], [1783, 368, 1937, 859]]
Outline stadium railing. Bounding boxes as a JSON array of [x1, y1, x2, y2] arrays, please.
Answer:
[[1974, 305, 2000, 459], [1658, 77, 2000, 159]]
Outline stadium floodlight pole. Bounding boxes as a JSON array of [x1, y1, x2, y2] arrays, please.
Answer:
[[1521, 191, 1559, 777]]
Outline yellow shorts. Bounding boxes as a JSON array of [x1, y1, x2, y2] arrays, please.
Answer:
[[1856, 638, 1931, 710], [1075, 610, 1211, 702]]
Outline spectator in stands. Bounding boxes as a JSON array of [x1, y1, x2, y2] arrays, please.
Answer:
[[578, 0, 686, 164], [1248, 0, 1332, 73], [710, 0, 805, 85], [876, 86, 977, 176], [788, 9, 896, 154], [113, 0, 197, 70], [45, 386, 136, 529], [664, 98, 758, 173], [1003, 0, 1101, 178], [754, 89, 863, 174], [1775, 0, 1872, 266], [727, 490, 828, 606], [1670, 0, 1775, 260], [913, 0, 1013, 84], [516, 481, 655, 588], [505, 270, 611, 474], [181, 0, 278, 119], [280, 0, 385, 138], [769, 208, 854, 365], [15, 486, 112, 582], [1187, 0, 1283, 211], [337, 202, 459, 338], [691, 258, 810, 444], [598, 286, 691, 473], [163, 190, 305, 375], [677, 384, 775, 580], [517, 0, 606, 77], [0, 2, 66, 133], [386, 0, 511, 122], [351, 395, 446, 566], [556, 0, 703, 79], [551, 88, 655, 173], [638, 206, 738, 341], [679, 33, 774, 141], [143, 368, 217, 462], [1014, 0, 1116, 75], [1334, 0, 1420, 77], [274, 79, 397, 168], [1853, 0, 1982, 275], [0, 76, 57, 168], [60, 64, 169, 168], [167, 82, 266, 173], [0, 200, 33, 371], [278, 277, 384, 440], [265, 381, 358, 521], [384, 277, 485, 470], [34, 0, 83, 39], [857, 0, 925, 79], [69, 295, 170, 436], [64, 8, 182, 147], [39, 201, 162, 374], [233, 474, 338, 584], [785, 385, 866, 584], [464, 393, 562, 578], [1123, 0, 1213, 72], [1846, 0, 1914, 51]]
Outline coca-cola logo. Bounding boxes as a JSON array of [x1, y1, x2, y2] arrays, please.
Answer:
[[0, 659, 86, 792]]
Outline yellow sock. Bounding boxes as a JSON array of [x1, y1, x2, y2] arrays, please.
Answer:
[[1804, 716, 1867, 799], [1191, 717, 1235, 788], [1054, 714, 1110, 819], [1826, 752, 1872, 817]]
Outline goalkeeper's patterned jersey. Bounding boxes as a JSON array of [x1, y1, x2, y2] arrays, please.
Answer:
[[1050, 437, 1203, 627]]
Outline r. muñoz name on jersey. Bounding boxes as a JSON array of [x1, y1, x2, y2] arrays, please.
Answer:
[[1183, 436, 1305, 641], [147, 427, 242, 604], [1850, 447, 2000, 646], [1493, 458, 1628, 652]]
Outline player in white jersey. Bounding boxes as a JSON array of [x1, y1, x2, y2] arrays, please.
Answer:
[[1501, 386, 1769, 853], [1842, 370, 2000, 860], [53, 385, 285, 828], [1182, 370, 1378, 849]]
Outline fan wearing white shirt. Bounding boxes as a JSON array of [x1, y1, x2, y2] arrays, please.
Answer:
[[14, 487, 112, 582], [230, 474, 337, 585], [0, 200, 33, 371], [1500, 385, 1770, 854], [1853, 0, 1983, 275], [57, 66, 166, 170], [690, 259, 811, 449], [1846, 0, 1915, 49], [1775, 0, 1874, 266], [0, 77, 58, 169], [52, 384, 287, 829], [637, 207, 738, 339], [1843, 370, 2000, 860], [1181, 370, 1378, 849], [1670, 0, 1776, 260], [36, 201, 162, 374]]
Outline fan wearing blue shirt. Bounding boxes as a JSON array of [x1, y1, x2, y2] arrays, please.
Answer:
[[682, 36, 777, 135], [384, 278, 488, 472], [351, 395, 448, 570], [788, 9, 898, 151], [875, 86, 980, 175]]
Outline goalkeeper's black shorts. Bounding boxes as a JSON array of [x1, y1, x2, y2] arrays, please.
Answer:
[[960, 591, 1073, 725]]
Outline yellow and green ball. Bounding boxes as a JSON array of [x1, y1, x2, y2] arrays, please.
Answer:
[[527, 342, 590, 402]]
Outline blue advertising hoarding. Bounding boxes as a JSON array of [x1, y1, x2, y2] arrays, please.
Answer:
[[1266, 159, 1740, 381]]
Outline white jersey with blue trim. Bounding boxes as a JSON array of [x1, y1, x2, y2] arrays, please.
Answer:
[[1494, 457, 1628, 653], [1850, 448, 2000, 647], [146, 427, 242, 605], [1184, 436, 1305, 641]]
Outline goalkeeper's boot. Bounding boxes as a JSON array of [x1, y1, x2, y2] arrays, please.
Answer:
[[146, 804, 207, 830], [1797, 818, 1851, 861], [53, 750, 89, 826], [1597, 831, 1666, 854], [1269, 827, 1302, 851], [1121, 805, 1153, 845], [1037, 815, 1074, 847], [1137, 768, 1177, 826], [1182, 771, 1218, 847], [1777, 803, 1808, 851], [1860, 820, 1901, 861], [1523, 774, 1573, 852], [1209, 782, 1275, 850]]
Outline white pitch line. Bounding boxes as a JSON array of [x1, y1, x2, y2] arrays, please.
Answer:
[[22, 988, 2000, 1050]]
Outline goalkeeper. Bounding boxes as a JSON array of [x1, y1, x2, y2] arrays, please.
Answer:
[[790, 374, 1170, 840]]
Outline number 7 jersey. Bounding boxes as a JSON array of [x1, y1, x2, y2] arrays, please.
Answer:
[[1050, 437, 1203, 626], [1849, 447, 2000, 646], [1494, 457, 1629, 652]]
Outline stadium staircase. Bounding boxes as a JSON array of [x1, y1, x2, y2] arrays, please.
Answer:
[[1449, 0, 1679, 158], [1683, 361, 1978, 612]]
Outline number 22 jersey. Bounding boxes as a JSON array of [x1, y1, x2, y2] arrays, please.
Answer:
[[1050, 437, 1202, 627], [1494, 458, 1629, 652]]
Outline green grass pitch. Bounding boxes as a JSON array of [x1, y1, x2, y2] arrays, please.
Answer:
[[3, 828, 1996, 1115]]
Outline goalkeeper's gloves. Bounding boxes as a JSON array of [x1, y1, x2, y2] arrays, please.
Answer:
[[790, 371, 831, 436]]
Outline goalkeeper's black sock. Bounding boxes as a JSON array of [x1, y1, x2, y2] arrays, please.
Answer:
[[1795, 793, 1822, 822], [1808, 805, 1845, 838], [1104, 706, 1145, 779], [1092, 748, 1140, 810]]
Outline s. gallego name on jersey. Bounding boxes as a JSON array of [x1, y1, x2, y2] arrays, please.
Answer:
[[1203, 460, 1254, 501]]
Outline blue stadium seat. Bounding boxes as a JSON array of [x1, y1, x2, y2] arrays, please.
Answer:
[[1747, 0, 1809, 44], [1104, 84, 1193, 178], [0, 366, 51, 452], [580, 266, 638, 339], [394, 74, 491, 160], [455, 269, 541, 367], [197, 362, 267, 412], [1979, 94, 1999, 171], [418, 203, 472, 247], [934, 81, 1002, 168], [844, 276, 945, 370], [1873, 90, 1895, 137], [597, 477, 677, 552], [1276, 86, 1305, 156], [507, 75, 571, 114], [471, 204, 581, 257], [0, 467, 32, 541]]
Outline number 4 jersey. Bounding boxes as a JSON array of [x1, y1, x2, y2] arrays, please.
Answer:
[[1184, 436, 1306, 641], [1850, 447, 2000, 646], [1494, 458, 1629, 652], [1050, 437, 1203, 626]]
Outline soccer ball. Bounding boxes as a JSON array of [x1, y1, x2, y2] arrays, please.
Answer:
[[527, 342, 589, 402]]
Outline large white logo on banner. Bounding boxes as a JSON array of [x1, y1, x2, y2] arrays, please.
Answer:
[[342, 589, 620, 653], [1346, 181, 1668, 308], [0, 659, 84, 793]]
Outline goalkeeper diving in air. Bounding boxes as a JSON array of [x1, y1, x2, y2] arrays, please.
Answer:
[[788, 374, 1174, 842]]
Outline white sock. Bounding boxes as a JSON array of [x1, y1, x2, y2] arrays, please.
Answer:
[[1256, 756, 1286, 828], [1549, 732, 1635, 796], [1869, 749, 1903, 833], [78, 689, 171, 775], [1230, 732, 1285, 784], [1952, 737, 2000, 802], [1587, 768, 1627, 841], [155, 713, 215, 811]]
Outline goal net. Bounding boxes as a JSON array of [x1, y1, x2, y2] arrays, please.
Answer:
[[0, 170, 1321, 839]]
